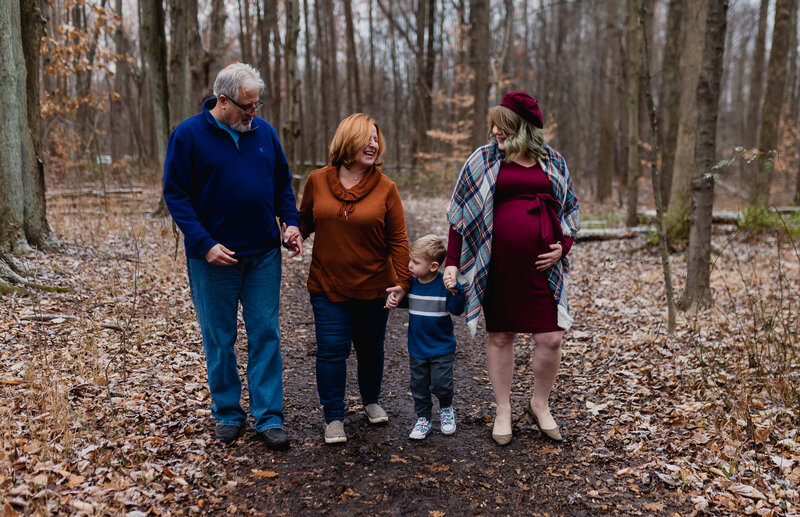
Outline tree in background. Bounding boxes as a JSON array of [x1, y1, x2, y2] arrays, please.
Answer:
[[749, 0, 797, 206], [665, 0, 707, 240], [624, 0, 640, 227], [0, 0, 54, 290], [680, 0, 729, 310]]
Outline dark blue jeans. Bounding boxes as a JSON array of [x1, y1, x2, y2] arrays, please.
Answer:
[[186, 249, 284, 432], [409, 353, 455, 421], [310, 293, 389, 422]]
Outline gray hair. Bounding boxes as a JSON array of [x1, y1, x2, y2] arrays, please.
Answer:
[[213, 63, 265, 101]]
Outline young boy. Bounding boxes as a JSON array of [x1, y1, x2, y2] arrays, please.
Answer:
[[387, 234, 465, 439]]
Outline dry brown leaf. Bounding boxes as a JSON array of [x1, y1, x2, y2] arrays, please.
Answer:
[[390, 454, 408, 464], [728, 483, 766, 500], [251, 469, 279, 479], [429, 511, 445, 517], [644, 502, 665, 512]]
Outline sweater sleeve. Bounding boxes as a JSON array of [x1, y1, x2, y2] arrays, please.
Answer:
[[163, 126, 218, 258], [270, 127, 301, 229], [298, 172, 315, 238], [445, 226, 462, 268], [446, 281, 466, 316], [561, 235, 574, 256], [385, 183, 411, 292]]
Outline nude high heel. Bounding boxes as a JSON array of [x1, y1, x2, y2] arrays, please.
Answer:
[[491, 411, 512, 446], [523, 400, 563, 442]]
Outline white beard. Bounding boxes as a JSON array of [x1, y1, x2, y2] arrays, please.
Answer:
[[231, 120, 251, 132]]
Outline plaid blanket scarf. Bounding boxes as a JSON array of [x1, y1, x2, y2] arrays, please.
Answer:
[[447, 143, 580, 335]]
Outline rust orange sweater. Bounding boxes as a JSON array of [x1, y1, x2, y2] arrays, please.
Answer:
[[299, 164, 410, 301]]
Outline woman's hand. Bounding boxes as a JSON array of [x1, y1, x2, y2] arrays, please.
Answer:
[[385, 285, 406, 312], [535, 243, 563, 271], [443, 266, 459, 293]]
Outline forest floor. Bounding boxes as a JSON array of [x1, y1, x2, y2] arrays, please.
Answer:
[[2, 188, 800, 516]]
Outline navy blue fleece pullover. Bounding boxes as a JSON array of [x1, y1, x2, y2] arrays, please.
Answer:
[[163, 98, 301, 258]]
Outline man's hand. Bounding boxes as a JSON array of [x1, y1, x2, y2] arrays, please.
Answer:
[[282, 223, 304, 257], [205, 243, 238, 265], [535, 243, 563, 271], [384, 285, 406, 312]]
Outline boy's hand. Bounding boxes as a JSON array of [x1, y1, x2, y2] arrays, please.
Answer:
[[443, 265, 459, 294], [385, 285, 405, 312]]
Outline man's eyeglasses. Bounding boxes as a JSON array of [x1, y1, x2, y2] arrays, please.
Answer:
[[223, 95, 264, 114]]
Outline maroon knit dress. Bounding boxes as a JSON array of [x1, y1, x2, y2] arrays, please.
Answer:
[[447, 161, 573, 333]]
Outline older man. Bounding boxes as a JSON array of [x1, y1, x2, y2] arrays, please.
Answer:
[[164, 63, 302, 450]]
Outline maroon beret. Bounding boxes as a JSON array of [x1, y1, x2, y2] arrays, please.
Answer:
[[500, 91, 543, 128]]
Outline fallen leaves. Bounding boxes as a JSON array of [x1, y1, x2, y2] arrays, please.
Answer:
[[251, 469, 279, 479]]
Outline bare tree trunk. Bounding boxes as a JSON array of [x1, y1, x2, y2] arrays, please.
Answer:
[[139, 0, 171, 215], [20, 0, 52, 247], [468, 0, 489, 149], [260, 0, 274, 120], [111, 0, 128, 161], [315, 0, 331, 148], [746, 0, 769, 148], [367, 0, 375, 115], [207, 0, 226, 96], [1, 0, 53, 286], [665, 0, 707, 238], [168, 0, 191, 130], [680, 0, 728, 311], [74, 4, 97, 148], [750, 0, 795, 206], [624, 0, 641, 227], [302, 0, 314, 163], [491, 0, 513, 105], [640, 2, 676, 334], [283, 0, 300, 176], [389, 0, 402, 166], [238, 0, 252, 64], [343, 0, 361, 113], [596, 0, 619, 202], [659, 0, 684, 207]]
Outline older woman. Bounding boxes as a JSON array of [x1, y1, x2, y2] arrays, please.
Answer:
[[443, 91, 580, 445], [299, 113, 410, 444]]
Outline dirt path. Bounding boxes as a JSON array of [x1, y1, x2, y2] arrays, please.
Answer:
[[0, 195, 697, 516], [213, 206, 691, 515]]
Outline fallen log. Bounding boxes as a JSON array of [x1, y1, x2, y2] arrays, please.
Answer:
[[576, 227, 652, 241]]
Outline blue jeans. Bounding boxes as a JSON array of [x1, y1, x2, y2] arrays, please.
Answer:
[[187, 248, 284, 431], [310, 293, 389, 422]]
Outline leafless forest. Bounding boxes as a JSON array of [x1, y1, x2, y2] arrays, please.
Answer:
[[2, 0, 800, 515]]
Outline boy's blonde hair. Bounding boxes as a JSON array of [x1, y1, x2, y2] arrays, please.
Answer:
[[410, 234, 446, 265]]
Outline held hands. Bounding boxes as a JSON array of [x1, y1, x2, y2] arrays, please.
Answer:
[[384, 285, 406, 312], [205, 243, 238, 265], [282, 223, 304, 257], [443, 266, 459, 294], [535, 243, 563, 271]]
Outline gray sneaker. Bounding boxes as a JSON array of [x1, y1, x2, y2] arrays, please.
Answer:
[[324, 420, 346, 444], [364, 403, 388, 424]]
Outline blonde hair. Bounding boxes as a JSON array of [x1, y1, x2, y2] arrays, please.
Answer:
[[487, 105, 547, 162], [410, 234, 446, 265], [329, 113, 386, 168]]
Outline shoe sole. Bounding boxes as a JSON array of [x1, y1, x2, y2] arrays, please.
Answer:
[[325, 436, 347, 444], [441, 427, 456, 435], [365, 414, 388, 424], [409, 432, 430, 440]]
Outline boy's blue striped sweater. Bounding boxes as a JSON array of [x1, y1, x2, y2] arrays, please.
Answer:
[[403, 273, 466, 359]]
